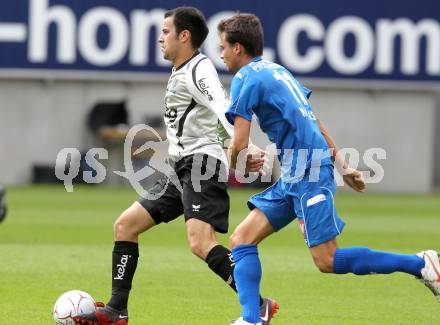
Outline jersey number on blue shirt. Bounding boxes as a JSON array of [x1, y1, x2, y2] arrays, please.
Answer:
[[273, 70, 309, 106]]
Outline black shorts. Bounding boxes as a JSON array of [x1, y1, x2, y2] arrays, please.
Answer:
[[138, 154, 230, 233]]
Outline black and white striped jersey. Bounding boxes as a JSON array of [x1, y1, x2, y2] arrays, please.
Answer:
[[164, 52, 233, 166]]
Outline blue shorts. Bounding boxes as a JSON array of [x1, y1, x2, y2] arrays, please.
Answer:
[[248, 165, 345, 247]]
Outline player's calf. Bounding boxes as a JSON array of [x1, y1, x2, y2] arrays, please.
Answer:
[[310, 241, 338, 273], [311, 255, 334, 273]]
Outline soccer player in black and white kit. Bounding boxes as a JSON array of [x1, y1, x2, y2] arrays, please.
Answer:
[[74, 7, 278, 325]]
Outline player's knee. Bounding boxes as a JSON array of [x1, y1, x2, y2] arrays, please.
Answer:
[[113, 215, 136, 240], [113, 217, 127, 239], [229, 231, 250, 249], [187, 236, 206, 259], [229, 233, 239, 249], [312, 255, 334, 273]]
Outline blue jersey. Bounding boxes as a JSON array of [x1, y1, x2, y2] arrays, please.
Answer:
[[225, 56, 333, 179]]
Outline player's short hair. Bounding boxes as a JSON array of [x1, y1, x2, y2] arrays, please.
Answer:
[[217, 13, 264, 57], [165, 7, 209, 49]]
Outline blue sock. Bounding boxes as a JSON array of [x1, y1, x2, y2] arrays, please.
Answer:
[[333, 247, 425, 276], [232, 244, 262, 324]]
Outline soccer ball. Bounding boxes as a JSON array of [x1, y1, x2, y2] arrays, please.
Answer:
[[53, 290, 96, 325]]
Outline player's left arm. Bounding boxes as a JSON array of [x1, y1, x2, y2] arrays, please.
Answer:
[[317, 118, 366, 193]]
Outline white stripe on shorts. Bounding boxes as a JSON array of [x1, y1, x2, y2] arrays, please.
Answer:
[[306, 194, 326, 207]]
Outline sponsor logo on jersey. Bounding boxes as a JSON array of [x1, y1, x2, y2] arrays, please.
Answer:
[[164, 105, 177, 123], [197, 78, 213, 101]]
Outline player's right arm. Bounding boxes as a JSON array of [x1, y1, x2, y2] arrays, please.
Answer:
[[317, 118, 366, 193], [225, 71, 265, 173], [229, 116, 251, 170]]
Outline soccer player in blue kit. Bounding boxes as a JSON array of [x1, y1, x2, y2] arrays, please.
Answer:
[[218, 13, 440, 325]]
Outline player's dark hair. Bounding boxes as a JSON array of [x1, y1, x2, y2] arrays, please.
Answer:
[[217, 13, 264, 57], [164, 7, 209, 49]]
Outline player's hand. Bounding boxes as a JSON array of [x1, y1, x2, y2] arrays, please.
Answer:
[[342, 168, 366, 193], [246, 144, 267, 174]]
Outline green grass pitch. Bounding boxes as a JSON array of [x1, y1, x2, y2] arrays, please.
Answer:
[[1, 185, 439, 324]]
